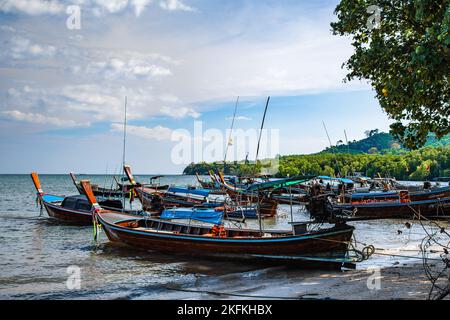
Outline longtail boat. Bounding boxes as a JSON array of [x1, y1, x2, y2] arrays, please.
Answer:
[[134, 186, 205, 210], [70, 172, 131, 198], [270, 192, 308, 205], [124, 165, 210, 209], [195, 173, 225, 195], [216, 171, 317, 215], [195, 172, 217, 189], [309, 191, 450, 221], [432, 177, 450, 182], [216, 176, 277, 217], [79, 180, 356, 269], [160, 207, 224, 224], [162, 204, 260, 220], [344, 186, 450, 203], [31, 172, 140, 225], [368, 177, 426, 192], [114, 175, 170, 192], [126, 167, 256, 218], [215, 171, 277, 216]]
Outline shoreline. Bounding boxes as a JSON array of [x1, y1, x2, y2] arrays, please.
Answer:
[[153, 263, 438, 300]]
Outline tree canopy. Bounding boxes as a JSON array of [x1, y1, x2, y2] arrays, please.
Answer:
[[323, 130, 450, 154], [184, 146, 450, 181], [184, 132, 450, 180], [331, 0, 449, 149]]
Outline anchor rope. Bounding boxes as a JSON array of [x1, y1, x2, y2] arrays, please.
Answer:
[[404, 203, 450, 300]]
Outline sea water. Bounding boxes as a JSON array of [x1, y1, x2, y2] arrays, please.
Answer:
[[0, 174, 447, 299]]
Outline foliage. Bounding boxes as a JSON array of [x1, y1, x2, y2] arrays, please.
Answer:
[[323, 131, 450, 154], [184, 146, 450, 181], [331, 0, 450, 149], [185, 131, 450, 180]]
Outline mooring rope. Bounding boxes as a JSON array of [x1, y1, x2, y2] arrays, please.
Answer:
[[405, 203, 450, 300]]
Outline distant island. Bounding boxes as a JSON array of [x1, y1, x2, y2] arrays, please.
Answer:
[[183, 131, 450, 181]]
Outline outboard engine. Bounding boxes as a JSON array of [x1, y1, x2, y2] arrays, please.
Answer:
[[305, 183, 336, 221], [423, 181, 432, 190], [306, 194, 335, 222]]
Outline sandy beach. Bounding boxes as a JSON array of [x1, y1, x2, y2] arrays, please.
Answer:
[[156, 263, 442, 300]]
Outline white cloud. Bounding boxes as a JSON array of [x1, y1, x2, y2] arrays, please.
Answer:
[[0, 2, 364, 133], [60, 48, 178, 81], [0, 0, 195, 17], [111, 123, 172, 140], [2, 84, 201, 130], [2, 85, 131, 127], [0, 24, 16, 32], [158, 94, 180, 103], [89, 0, 196, 16], [92, 0, 128, 14], [5, 36, 56, 59], [85, 58, 172, 80], [131, 0, 153, 16], [159, 0, 195, 12], [126, 3, 363, 103], [160, 106, 200, 119], [0, 1, 386, 174], [168, 35, 357, 101], [0, 0, 64, 16], [1, 110, 89, 127], [225, 116, 252, 121]]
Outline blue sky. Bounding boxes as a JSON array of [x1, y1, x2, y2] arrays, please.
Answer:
[[0, 0, 392, 174]]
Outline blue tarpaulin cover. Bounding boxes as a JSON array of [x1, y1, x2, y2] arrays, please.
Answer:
[[161, 208, 223, 225], [42, 195, 65, 203], [167, 187, 210, 197], [245, 175, 315, 191], [318, 176, 355, 184]]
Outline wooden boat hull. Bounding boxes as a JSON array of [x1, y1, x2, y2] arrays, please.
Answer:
[[135, 187, 208, 210], [196, 180, 225, 194], [410, 187, 450, 201], [271, 194, 308, 205], [43, 201, 93, 225], [345, 186, 450, 203], [76, 185, 131, 198], [331, 197, 450, 220], [225, 207, 258, 219], [41, 196, 140, 225], [257, 199, 278, 217], [71, 173, 133, 198], [221, 189, 278, 217], [97, 213, 354, 262]]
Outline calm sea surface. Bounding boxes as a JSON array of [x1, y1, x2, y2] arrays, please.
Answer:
[[0, 174, 447, 299]]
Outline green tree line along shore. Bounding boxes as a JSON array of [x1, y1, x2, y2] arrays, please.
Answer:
[[183, 133, 450, 181]]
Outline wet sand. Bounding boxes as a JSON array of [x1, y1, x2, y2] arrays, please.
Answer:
[[156, 263, 436, 300]]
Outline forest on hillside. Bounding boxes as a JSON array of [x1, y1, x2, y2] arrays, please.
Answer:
[[322, 131, 450, 154], [183, 146, 450, 181]]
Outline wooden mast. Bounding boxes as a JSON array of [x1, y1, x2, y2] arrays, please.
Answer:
[[255, 96, 270, 236], [121, 96, 128, 211], [255, 96, 270, 166], [223, 96, 240, 173], [69, 172, 77, 187], [323, 121, 341, 177]]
